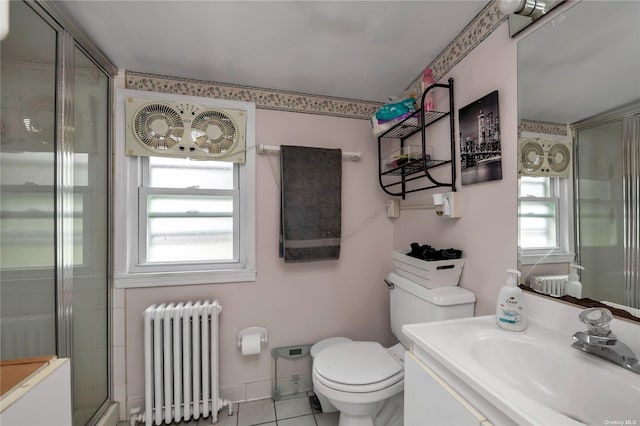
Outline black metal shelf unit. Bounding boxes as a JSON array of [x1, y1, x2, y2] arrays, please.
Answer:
[[377, 78, 456, 198]]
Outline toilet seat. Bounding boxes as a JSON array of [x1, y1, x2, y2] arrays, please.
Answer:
[[313, 341, 403, 393], [314, 367, 403, 393]]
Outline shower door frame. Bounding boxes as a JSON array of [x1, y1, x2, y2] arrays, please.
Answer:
[[24, 2, 117, 424]]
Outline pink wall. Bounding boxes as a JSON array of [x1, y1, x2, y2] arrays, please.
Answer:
[[393, 23, 519, 316], [122, 21, 521, 411], [124, 109, 395, 407]]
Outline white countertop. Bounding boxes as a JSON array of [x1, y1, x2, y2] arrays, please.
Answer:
[[403, 294, 640, 426]]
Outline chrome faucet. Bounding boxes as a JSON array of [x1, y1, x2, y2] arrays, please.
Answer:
[[572, 307, 640, 374]]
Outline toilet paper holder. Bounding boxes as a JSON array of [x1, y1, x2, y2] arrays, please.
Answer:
[[237, 326, 269, 349]]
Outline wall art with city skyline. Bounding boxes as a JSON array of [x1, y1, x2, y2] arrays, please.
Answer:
[[458, 90, 502, 185]]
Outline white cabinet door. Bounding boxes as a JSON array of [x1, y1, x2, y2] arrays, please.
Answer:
[[405, 352, 486, 426]]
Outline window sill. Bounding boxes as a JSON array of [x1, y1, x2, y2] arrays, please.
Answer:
[[519, 251, 575, 265], [114, 268, 256, 289]]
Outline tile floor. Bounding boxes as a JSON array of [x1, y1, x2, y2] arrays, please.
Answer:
[[121, 393, 339, 426]]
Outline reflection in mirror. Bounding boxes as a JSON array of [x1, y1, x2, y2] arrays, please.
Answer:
[[517, 0, 640, 320]]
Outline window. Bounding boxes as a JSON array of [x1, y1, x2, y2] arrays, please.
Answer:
[[114, 90, 256, 287], [139, 157, 237, 266], [518, 176, 574, 264]]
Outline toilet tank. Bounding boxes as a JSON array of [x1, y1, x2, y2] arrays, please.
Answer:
[[388, 272, 475, 348]]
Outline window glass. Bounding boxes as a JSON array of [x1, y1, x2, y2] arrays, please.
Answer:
[[519, 176, 550, 197], [148, 156, 233, 190], [145, 194, 234, 263], [519, 200, 557, 249]]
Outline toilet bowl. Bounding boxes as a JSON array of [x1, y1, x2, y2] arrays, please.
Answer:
[[312, 341, 404, 426], [310, 337, 353, 413], [310, 272, 476, 426]]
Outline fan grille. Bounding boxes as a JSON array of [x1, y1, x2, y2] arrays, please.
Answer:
[[520, 141, 544, 173], [133, 104, 184, 150], [547, 143, 570, 172], [191, 109, 238, 154]]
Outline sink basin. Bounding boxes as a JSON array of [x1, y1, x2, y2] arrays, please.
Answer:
[[404, 316, 640, 425]]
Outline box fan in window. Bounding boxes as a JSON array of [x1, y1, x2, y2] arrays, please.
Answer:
[[125, 97, 246, 163], [518, 136, 572, 178]]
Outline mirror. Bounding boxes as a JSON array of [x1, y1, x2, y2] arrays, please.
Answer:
[[517, 0, 640, 320]]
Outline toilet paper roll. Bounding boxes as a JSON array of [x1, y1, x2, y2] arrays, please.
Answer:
[[241, 333, 262, 356]]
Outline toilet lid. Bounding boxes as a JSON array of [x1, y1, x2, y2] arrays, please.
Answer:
[[313, 341, 402, 386], [310, 337, 353, 358]]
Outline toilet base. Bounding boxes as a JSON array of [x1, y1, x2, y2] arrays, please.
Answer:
[[334, 393, 403, 426], [338, 413, 376, 426], [314, 388, 339, 413], [313, 370, 403, 426], [334, 401, 382, 426], [373, 393, 403, 426]]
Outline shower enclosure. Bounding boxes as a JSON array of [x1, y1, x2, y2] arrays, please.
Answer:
[[574, 104, 640, 309], [0, 1, 115, 424]]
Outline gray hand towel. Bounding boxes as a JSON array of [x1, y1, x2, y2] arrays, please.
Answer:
[[279, 145, 342, 262]]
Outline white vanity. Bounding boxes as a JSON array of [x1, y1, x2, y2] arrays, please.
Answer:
[[404, 350, 493, 426], [403, 292, 640, 426]]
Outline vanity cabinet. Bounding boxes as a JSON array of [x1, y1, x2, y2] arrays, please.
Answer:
[[405, 352, 492, 426]]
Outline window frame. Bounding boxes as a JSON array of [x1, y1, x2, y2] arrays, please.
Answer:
[[113, 88, 256, 288], [518, 175, 575, 265]]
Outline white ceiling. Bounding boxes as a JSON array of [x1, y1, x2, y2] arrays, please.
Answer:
[[518, 0, 640, 124], [53, 1, 489, 102]]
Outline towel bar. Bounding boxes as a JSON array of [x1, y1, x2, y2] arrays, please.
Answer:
[[256, 144, 361, 161]]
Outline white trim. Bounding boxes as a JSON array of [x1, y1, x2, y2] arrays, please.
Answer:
[[113, 88, 256, 288], [558, 168, 575, 257], [113, 268, 256, 288], [518, 174, 574, 265], [519, 250, 575, 265]]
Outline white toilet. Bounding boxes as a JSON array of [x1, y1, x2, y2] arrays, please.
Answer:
[[311, 272, 476, 426]]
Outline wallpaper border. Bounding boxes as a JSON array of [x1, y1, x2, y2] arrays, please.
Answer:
[[519, 120, 569, 136], [405, 1, 507, 97], [126, 71, 381, 120]]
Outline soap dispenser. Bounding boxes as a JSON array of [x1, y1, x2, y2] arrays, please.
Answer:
[[496, 269, 527, 331], [565, 264, 585, 298]]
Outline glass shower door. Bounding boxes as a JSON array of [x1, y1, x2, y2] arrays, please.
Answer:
[[575, 120, 625, 303], [576, 111, 640, 309], [72, 47, 110, 425], [0, 0, 58, 361], [1, 2, 112, 423]]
